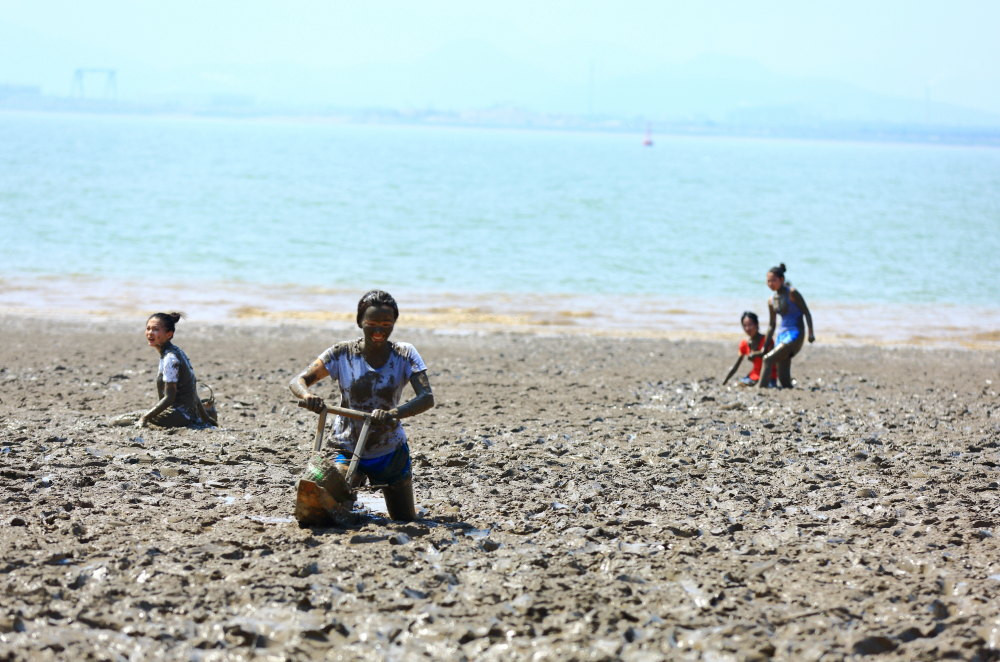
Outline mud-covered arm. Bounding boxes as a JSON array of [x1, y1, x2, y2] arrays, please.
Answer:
[[289, 358, 330, 413], [762, 300, 777, 348], [372, 370, 434, 424], [398, 370, 434, 417], [722, 355, 744, 385], [791, 288, 815, 342], [140, 382, 176, 427]]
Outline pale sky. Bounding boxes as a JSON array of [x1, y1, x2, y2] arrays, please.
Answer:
[[2, 0, 999, 117]]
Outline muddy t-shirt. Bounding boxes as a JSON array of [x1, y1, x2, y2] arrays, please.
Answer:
[[318, 339, 427, 458], [156, 343, 202, 423]]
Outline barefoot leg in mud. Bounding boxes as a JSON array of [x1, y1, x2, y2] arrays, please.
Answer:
[[760, 343, 791, 388], [382, 476, 416, 522], [760, 334, 805, 388], [776, 355, 793, 388]]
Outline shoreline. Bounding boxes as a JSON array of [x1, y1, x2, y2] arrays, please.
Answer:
[[2, 272, 999, 350], [5, 107, 1000, 149]]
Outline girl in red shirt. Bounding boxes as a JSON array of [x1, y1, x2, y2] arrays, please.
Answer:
[[722, 311, 776, 386]]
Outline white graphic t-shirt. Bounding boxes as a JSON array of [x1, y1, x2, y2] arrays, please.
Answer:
[[160, 353, 181, 383], [318, 339, 427, 458]]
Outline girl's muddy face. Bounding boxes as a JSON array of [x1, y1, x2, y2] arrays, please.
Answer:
[[766, 272, 783, 292], [145, 319, 173, 349], [361, 305, 395, 347], [741, 317, 758, 337]]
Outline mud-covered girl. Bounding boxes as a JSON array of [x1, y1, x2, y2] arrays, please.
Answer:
[[759, 264, 815, 389], [290, 290, 434, 522], [122, 312, 216, 428]]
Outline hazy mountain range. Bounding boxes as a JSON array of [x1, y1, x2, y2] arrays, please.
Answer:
[[107, 51, 995, 127], [3, 33, 998, 131]]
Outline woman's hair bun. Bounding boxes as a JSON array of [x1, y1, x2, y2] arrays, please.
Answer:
[[148, 311, 185, 333]]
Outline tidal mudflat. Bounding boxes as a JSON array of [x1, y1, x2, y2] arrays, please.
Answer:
[[1, 316, 998, 660]]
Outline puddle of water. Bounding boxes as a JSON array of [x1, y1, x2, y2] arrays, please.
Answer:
[[355, 492, 388, 515], [462, 528, 492, 539], [247, 515, 295, 524], [243, 493, 398, 523]]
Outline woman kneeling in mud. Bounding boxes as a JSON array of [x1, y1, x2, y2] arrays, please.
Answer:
[[290, 290, 434, 522], [121, 312, 216, 428]]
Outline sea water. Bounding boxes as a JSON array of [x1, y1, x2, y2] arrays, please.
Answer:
[[2, 111, 999, 342]]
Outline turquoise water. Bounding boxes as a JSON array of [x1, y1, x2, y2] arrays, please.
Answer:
[[2, 111, 999, 309]]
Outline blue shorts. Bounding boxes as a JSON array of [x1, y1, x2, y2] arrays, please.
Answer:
[[777, 327, 801, 346], [335, 442, 412, 485]]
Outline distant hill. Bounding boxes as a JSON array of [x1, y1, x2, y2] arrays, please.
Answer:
[[590, 54, 1000, 128], [3, 44, 999, 137]]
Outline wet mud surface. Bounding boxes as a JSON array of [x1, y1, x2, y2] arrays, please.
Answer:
[[1, 316, 999, 660]]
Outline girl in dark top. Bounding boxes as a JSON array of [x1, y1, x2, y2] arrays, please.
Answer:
[[758, 264, 815, 389]]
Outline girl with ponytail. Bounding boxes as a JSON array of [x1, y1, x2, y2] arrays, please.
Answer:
[[757, 264, 815, 389], [128, 312, 216, 428]]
